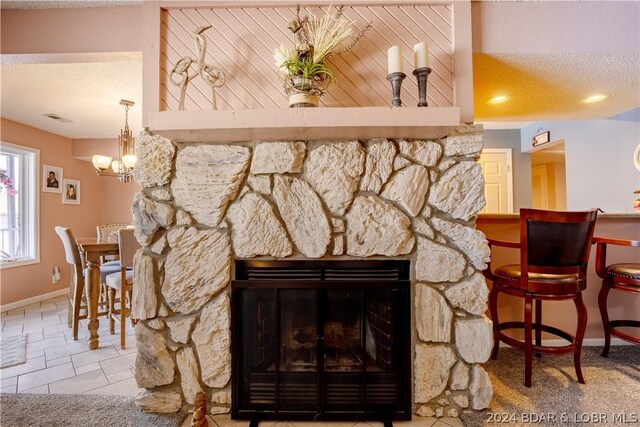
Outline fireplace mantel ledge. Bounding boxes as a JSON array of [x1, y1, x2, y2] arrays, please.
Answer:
[[148, 107, 460, 143]]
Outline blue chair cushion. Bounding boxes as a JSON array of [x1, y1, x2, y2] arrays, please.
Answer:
[[101, 260, 121, 267], [105, 270, 133, 290], [99, 263, 121, 283]]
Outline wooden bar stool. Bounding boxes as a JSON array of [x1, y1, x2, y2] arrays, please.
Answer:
[[594, 237, 640, 357], [483, 208, 598, 387]]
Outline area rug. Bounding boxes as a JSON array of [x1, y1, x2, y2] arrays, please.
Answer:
[[0, 393, 188, 427], [0, 335, 27, 368], [460, 346, 640, 427]]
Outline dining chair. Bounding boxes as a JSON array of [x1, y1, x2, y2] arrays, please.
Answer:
[[96, 223, 130, 263], [104, 228, 140, 349], [594, 237, 640, 357], [482, 208, 598, 387], [96, 224, 131, 303], [54, 226, 112, 340]]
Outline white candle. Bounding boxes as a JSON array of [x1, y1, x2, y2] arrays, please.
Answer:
[[413, 41, 429, 69], [388, 46, 403, 74]]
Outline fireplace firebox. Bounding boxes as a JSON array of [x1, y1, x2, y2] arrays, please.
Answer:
[[232, 260, 411, 425]]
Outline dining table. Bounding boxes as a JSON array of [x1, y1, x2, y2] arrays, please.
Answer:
[[76, 238, 119, 350]]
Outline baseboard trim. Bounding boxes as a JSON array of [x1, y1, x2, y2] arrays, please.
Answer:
[[1, 288, 69, 313], [499, 337, 630, 347]]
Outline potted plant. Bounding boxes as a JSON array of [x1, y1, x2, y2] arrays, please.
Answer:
[[273, 5, 370, 107], [0, 169, 16, 196]]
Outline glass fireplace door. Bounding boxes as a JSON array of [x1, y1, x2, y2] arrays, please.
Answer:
[[236, 289, 277, 411], [232, 259, 411, 421], [321, 287, 406, 413], [234, 288, 318, 413], [278, 289, 318, 411]]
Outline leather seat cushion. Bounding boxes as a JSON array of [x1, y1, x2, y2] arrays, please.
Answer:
[[105, 270, 133, 290], [495, 264, 579, 283], [607, 263, 640, 281]]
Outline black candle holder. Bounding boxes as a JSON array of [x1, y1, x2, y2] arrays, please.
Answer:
[[387, 72, 407, 108], [413, 67, 432, 107]]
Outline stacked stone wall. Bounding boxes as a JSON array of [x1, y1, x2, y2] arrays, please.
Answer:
[[130, 128, 493, 418]]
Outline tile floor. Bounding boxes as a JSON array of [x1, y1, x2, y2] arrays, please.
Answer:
[[1, 295, 140, 396], [1, 295, 462, 427]]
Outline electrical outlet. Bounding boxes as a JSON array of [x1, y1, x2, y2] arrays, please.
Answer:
[[52, 266, 61, 284]]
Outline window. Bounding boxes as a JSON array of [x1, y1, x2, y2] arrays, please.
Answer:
[[0, 142, 39, 267]]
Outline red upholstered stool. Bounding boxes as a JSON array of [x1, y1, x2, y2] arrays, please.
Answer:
[[594, 237, 640, 357], [483, 209, 598, 387]]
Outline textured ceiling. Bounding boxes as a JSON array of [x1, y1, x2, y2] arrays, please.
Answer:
[[0, 61, 142, 138], [474, 51, 640, 122]]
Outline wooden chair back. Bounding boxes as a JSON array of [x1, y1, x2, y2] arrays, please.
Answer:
[[519, 208, 598, 290], [55, 226, 83, 266], [97, 224, 131, 262], [96, 224, 131, 243], [55, 225, 87, 340], [117, 228, 140, 269]]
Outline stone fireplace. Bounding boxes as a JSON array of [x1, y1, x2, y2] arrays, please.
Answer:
[[130, 128, 493, 419]]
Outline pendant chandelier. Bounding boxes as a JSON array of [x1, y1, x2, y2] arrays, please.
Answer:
[[91, 99, 137, 183]]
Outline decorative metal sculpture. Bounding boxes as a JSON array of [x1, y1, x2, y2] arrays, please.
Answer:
[[170, 25, 226, 110], [170, 56, 196, 111]]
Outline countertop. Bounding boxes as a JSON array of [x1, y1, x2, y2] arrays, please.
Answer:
[[478, 212, 640, 220]]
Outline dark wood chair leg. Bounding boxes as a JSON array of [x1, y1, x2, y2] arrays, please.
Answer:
[[535, 298, 542, 358], [488, 283, 501, 360], [524, 294, 533, 387], [598, 280, 612, 357], [574, 292, 587, 384]]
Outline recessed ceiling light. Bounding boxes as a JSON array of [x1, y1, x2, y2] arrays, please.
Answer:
[[487, 95, 510, 104], [582, 94, 609, 103]]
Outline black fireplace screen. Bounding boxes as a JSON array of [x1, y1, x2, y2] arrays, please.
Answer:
[[232, 260, 411, 422]]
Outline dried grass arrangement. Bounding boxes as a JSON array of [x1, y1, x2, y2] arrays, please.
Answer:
[[273, 5, 371, 104]]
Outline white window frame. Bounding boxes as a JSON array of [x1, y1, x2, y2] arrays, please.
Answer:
[[0, 141, 40, 269]]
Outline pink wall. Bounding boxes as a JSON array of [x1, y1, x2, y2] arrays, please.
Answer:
[[70, 138, 140, 223], [0, 118, 140, 305], [477, 215, 640, 340], [71, 138, 120, 161], [100, 178, 138, 225], [471, 1, 639, 54], [1, 7, 142, 55]]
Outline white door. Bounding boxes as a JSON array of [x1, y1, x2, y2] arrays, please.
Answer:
[[479, 149, 514, 213]]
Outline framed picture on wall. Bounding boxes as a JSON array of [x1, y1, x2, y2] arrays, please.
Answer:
[[42, 165, 63, 193], [532, 130, 551, 147], [62, 179, 80, 205]]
